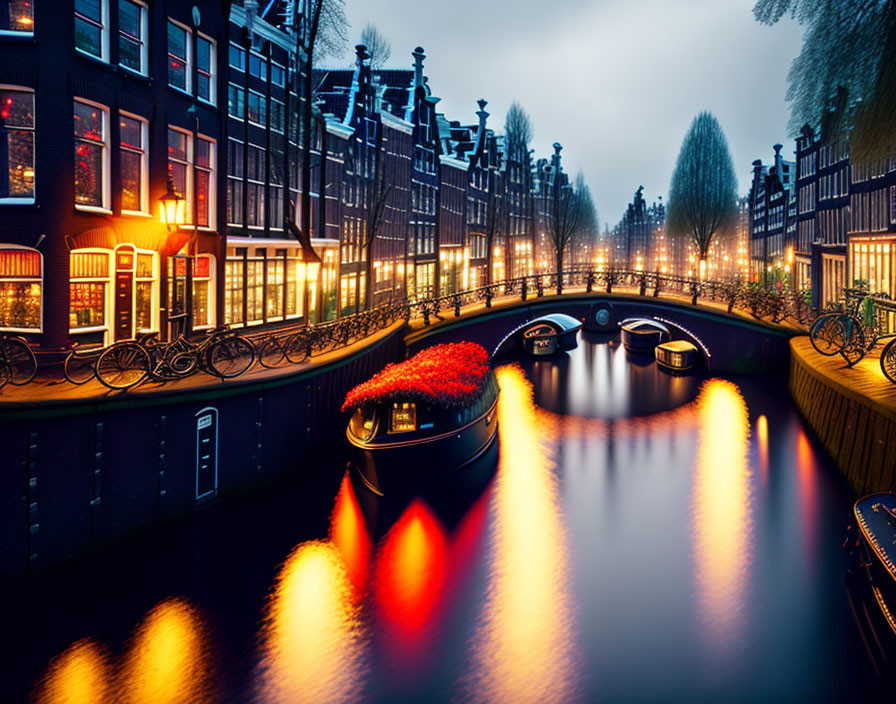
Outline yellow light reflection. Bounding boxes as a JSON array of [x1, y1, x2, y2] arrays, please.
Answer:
[[259, 541, 366, 704], [461, 364, 581, 702], [122, 598, 212, 704], [33, 639, 112, 704], [756, 414, 769, 485], [691, 379, 752, 654]]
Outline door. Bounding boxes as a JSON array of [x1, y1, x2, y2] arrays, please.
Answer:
[[114, 246, 136, 341], [195, 407, 218, 501]]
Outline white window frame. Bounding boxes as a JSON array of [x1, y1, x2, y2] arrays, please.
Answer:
[[69, 248, 113, 337], [167, 125, 193, 221], [133, 247, 159, 335], [0, 84, 35, 205], [74, 98, 111, 213], [118, 0, 148, 76], [166, 18, 192, 95], [195, 133, 216, 231], [1, 1, 35, 36], [192, 254, 216, 329], [119, 110, 149, 216], [74, 0, 110, 62], [0, 244, 43, 333], [196, 31, 216, 106]]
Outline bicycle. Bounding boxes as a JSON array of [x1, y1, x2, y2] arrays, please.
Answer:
[[63, 342, 103, 384], [95, 313, 255, 390], [257, 328, 310, 368], [809, 290, 877, 365], [0, 333, 37, 390]]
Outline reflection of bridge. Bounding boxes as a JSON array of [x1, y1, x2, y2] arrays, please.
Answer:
[[407, 288, 799, 375]]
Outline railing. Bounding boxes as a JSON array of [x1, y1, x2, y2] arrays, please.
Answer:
[[3, 268, 816, 391]]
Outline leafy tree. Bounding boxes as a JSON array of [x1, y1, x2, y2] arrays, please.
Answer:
[[666, 112, 737, 276], [360, 23, 391, 70], [753, 0, 896, 162]]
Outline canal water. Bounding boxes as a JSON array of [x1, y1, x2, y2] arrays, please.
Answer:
[[8, 333, 883, 703]]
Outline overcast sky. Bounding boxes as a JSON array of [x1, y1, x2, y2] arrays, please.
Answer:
[[334, 0, 804, 227]]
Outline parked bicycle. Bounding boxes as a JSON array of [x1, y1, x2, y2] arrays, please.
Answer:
[[0, 333, 37, 390], [809, 289, 879, 365], [63, 342, 103, 384], [95, 313, 256, 390], [256, 328, 310, 368]]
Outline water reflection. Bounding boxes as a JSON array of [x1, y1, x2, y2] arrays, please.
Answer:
[[33, 639, 112, 704], [460, 364, 581, 703], [691, 380, 753, 658], [258, 540, 367, 704]]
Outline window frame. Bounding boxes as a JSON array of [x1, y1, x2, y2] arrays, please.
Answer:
[[75, 0, 110, 62], [166, 18, 192, 95], [196, 31, 216, 106], [0, 0, 35, 36], [0, 244, 42, 333], [69, 248, 113, 335], [74, 97, 111, 213], [118, 0, 148, 76], [119, 110, 149, 215], [0, 84, 36, 204]]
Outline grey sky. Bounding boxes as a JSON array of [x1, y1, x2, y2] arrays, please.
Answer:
[[335, 0, 803, 226]]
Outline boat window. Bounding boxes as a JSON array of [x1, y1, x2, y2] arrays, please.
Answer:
[[390, 402, 416, 433], [524, 324, 555, 338]]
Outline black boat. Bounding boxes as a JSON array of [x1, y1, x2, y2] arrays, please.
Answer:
[[344, 342, 499, 496], [620, 318, 670, 353], [520, 313, 583, 356]]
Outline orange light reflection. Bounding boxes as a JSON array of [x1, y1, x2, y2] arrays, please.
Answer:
[[33, 639, 112, 704], [756, 414, 769, 486], [461, 364, 581, 702], [691, 379, 753, 656], [796, 430, 818, 568], [330, 472, 372, 599]]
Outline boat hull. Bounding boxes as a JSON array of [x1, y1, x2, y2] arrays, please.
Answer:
[[621, 327, 665, 352], [655, 341, 699, 371], [348, 395, 499, 496]]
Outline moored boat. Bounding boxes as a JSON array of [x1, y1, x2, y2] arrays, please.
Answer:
[[655, 339, 699, 371], [344, 342, 499, 495], [520, 313, 583, 356], [620, 318, 670, 353]]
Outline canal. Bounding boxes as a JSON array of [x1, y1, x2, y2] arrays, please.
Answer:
[[8, 333, 882, 703]]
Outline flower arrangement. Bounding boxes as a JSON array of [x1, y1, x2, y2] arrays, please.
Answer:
[[342, 342, 490, 412]]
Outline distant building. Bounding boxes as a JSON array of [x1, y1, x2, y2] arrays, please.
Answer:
[[748, 144, 796, 290]]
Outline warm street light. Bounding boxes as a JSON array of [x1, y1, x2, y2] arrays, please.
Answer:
[[159, 175, 186, 231]]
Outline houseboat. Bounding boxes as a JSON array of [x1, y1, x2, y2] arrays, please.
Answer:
[[520, 313, 583, 356], [620, 318, 670, 353], [853, 493, 896, 648], [655, 340, 700, 372], [344, 342, 499, 496]]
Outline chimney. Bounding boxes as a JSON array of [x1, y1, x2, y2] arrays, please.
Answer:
[[476, 99, 488, 132], [412, 47, 426, 88], [773, 143, 784, 181], [552, 142, 563, 171]]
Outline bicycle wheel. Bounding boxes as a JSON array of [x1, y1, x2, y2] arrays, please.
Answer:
[[0, 361, 11, 389], [63, 352, 96, 385], [95, 342, 151, 390], [880, 338, 896, 383], [284, 331, 310, 364], [839, 318, 866, 366], [168, 351, 199, 377], [809, 314, 845, 356], [207, 336, 255, 378], [258, 336, 287, 369], [3, 337, 37, 385]]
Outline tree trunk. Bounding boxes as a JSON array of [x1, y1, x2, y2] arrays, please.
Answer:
[[556, 249, 564, 296]]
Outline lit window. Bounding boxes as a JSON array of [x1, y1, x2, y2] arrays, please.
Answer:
[[266, 255, 284, 320], [74, 99, 109, 209], [389, 402, 416, 433], [69, 250, 109, 330], [224, 253, 244, 326], [1, 0, 34, 34], [75, 0, 107, 60], [118, 0, 147, 74], [167, 127, 190, 210], [192, 255, 213, 327], [0, 247, 41, 330], [167, 20, 190, 92], [119, 113, 147, 213], [195, 136, 215, 228], [196, 34, 215, 104], [167, 128, 215, 228], [0, 88, 35, 202]]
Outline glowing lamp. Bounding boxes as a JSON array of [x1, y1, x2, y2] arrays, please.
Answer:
[[159, 178, 185, 231]]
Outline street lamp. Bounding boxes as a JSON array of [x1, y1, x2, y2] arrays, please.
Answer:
[[159, 175, 185, 232]]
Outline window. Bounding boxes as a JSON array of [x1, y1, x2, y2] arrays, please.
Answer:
[[224, 253, 244, 325], [246, 256, 264, 323], [247, 144, 265, 227], [74, 99, 109, 209], [1, 87, 35, 202], [247, 90, 266, 126], [167, 127, 189, 207], [167, 128, 215, 227], [271, 62, 285, 87], [195, 136, 214, 228], [118, 0, 146, 74], [75, 0, 107, 60], [229, 44, 245, 71], [119, 113, 147, 213], [196, 34, 215, 104], [0, 247, 41, 330], [70, 250, 109, 330], [1, 0, 34, 34], [271, 99, 284, 133], [192, 255, 213, 327], [266, 256, 284, 320], [248, 53, 266, 80], [134, 251, 155, 331], [167, 20, 190, 92], [227, 138, 243, 225], [227, 84, 244, 119]]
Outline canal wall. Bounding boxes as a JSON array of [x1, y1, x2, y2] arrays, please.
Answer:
[[406, 293, 797, 375], [789, 337, 896, 494], [0, 323, 405, 579]]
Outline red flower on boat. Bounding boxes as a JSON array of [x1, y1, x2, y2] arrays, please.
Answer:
[[342, 342, 490, 412]]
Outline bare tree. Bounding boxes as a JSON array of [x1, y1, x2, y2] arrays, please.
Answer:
[[753, 0, 896, 162], [571, 172, 598, 265], [361, 152, 392, 309], [484, 174, 505, 287], [547, 172, 588, 295], [666, 112, 737, 276], [504, 101, 533, 162], [360, 23, 391, 70]]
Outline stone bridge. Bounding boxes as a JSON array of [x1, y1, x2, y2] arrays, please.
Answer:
[[405, 291, 800, 375]]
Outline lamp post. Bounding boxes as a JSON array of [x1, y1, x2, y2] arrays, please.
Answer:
[[159, 175, 186, 231]]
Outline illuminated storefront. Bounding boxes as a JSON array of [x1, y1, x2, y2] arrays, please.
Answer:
[[223, 241, 307, 328], [849, 238, 894, 297], [0, 246, 42, 331]]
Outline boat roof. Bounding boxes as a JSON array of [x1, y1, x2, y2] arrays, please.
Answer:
[[620, 318, 671, 334], [342, 342, 491, 412], [530, 313, 583, 333], [658, 340, 697, 352], [855, 493, 896, 581]]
